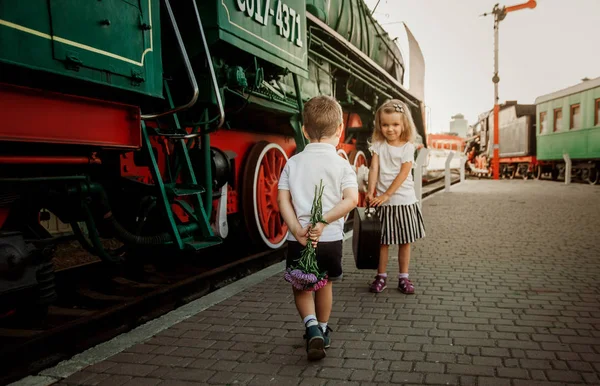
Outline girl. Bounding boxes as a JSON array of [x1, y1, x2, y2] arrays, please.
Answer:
[[366, 99, 426, 294]]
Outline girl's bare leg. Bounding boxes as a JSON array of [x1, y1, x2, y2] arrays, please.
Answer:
[[397, 243, 415, 294], [378, 244, 389, 274], [398, 243, 411, 273]]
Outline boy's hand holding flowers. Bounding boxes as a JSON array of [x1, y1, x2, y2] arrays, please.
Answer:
[[292, 224, 311, 247], [308, 222, 326, 244]]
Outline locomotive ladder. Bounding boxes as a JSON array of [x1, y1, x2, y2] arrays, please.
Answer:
[[141, 83, 221, 252]]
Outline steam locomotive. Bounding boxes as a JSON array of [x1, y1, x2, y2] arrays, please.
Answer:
[[0, 1, 426, 316]]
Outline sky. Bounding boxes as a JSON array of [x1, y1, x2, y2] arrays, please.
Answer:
[[362, 0, 600, 134]]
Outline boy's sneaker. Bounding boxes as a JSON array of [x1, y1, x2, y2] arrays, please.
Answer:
[[398, 277, 415, 294], [369, 275, 387, 293], [303, 325, 325, 361], [323, 326, 333, 348]]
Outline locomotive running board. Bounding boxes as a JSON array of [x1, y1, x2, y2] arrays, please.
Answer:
[[0, 83, 141, 149]]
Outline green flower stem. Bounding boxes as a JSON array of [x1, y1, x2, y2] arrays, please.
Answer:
[[292, 179, 328, 279]]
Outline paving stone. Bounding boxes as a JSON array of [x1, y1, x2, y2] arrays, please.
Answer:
[[472, 356, 503, 366], [477, 377, 511, 386], [316, 367, 353, 380], [248, 374, 299, 385], [206, 371, 254, 385], [424, 373, 459, 385], [446, 364, 495, 376], [349, 369, 376, 382], [519, 359, 552, 369], [496, 367, 529, 379], [389, 361, 413, 372], [545, 369, 584, 382], [481, 348, 511, 357], [390, 372, 424, 384], [96, 375, 132, 386], [103, 364, 158, 377], [582, 372, 600, 384], [122, 378, 161, 386]]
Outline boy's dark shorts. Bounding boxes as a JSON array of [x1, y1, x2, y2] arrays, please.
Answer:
[[286, 240, 343, 281]]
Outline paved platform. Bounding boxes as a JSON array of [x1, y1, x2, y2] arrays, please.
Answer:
[[18, 180, 600, 385]]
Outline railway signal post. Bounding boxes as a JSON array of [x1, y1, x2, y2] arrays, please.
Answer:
[[483, 0, 536, 179]]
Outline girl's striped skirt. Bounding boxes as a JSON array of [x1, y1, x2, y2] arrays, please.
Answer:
[[377, 202, 426, 245]]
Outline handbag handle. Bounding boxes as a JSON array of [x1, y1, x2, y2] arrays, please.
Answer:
[[364, 201, 376, 217]]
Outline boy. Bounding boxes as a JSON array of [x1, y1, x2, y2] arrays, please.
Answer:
[[277, 95, 359, 361]]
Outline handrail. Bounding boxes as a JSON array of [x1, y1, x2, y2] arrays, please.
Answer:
[[141, 0, 199, 120], [413, 148, 429, 207], [191, 0, 225, 129]]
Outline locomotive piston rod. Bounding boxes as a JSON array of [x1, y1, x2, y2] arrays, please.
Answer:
[[0, 155, 101, 165]]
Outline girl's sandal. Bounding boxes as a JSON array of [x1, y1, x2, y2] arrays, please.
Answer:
[[369, 275, 387, 293], [398, 278, 415, 294]]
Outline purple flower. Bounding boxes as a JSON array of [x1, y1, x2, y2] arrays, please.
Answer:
[[305, 273, 317, 283]]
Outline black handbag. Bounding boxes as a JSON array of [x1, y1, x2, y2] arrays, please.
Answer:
[[352, 205, 381, 269]]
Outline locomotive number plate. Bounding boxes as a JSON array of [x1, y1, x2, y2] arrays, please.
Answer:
[[235, 0, 303, 47], [217, 0, 308, 78]]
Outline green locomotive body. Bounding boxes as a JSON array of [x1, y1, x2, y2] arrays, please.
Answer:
[[0, 0, 164, 98]]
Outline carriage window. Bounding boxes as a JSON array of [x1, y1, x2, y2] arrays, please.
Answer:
[[570, 104, 581, 130], [596, 99, 600, 126], [539, 112, 547, 133], [553, 109, 562, 132]]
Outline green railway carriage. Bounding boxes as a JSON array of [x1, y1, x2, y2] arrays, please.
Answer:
[[535, 77, 600, 184]]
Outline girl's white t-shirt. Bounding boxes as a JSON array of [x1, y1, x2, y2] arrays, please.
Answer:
[[369, 141, 418, 206]]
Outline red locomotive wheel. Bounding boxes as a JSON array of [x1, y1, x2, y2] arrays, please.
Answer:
[[337, 149, 349, 161], [349, 150, 368, 207], [242, 141, 289, 249], [350, 150, 368, 169]]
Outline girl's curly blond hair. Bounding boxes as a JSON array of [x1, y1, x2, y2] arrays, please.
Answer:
[[372, 99, 417, 144]]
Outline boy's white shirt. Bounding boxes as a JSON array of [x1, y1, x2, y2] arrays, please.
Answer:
[[278, 143, 358, 242], [369, 141, 418, 206]]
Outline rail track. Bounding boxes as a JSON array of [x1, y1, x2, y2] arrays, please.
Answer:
[[0, 246, 286, 385], [0, 177, 459, 386]]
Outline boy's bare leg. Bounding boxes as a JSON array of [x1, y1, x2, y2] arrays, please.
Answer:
[[398, 243, 411, 273], [315, 281, 333, 348], [315, 281, 333, 323], [378, 244, 390, 274], [293, 288, 315, 319]]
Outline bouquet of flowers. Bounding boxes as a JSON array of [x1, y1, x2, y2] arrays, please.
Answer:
[[284, 180, 329, 291]]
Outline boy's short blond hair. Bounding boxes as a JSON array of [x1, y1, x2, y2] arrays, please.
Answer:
[[302, 95, 343, 140]]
